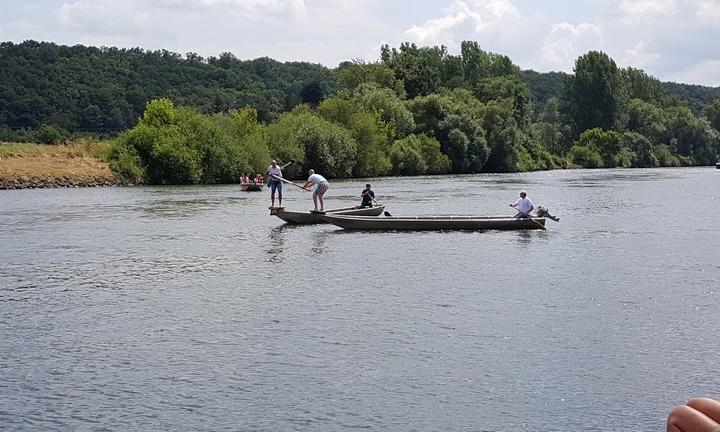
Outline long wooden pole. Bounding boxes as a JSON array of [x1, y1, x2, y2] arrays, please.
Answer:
[[268, 173, 310, 192]]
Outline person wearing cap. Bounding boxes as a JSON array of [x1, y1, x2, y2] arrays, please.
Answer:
[[510, 190, 534, 218], [360, 184, 375, 208], [301, 169, 329, 212], [266, 160, 283, 208]]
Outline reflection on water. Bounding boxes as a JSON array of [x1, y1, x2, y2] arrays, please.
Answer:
[[1, 168, 719, 432]]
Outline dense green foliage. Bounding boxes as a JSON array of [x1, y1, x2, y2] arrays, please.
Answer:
[[3, 40, 720, 184], [0, 40, 337, 135]]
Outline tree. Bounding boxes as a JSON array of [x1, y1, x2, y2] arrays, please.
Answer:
[[619, 132, 658, 168], [381, 42, 446, 99], [563, 51, 621, 136], [336, 61, 405, 96], [702, 99, 720, 131], [408, 89, 489, 173]]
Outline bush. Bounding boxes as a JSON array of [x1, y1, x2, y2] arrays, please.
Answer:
[[567, 145, 603, 168], [108, 141, 145, 183], [654, 144, 680, 167], [32, 124, 69, 144], [389, 134, 449, 175]]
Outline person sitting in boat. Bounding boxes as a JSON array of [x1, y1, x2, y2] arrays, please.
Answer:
[[266, 160, 283, 208], [242, 173, 250, 184], [301, 169, 329, 212], [667, 397, 720, 432], [510, 190, 534, 218], [240, 173, 247, 185], [360, 183, 374, 208], [254, 173, 263, 184]]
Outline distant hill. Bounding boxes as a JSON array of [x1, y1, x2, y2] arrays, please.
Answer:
[[2, 40, 719, 136], [0, 40, 338, 133], [521, 68, 720, 113]]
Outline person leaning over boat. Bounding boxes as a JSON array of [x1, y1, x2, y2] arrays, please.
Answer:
[[302, 169, 329, 212], [360, 183, 374, 208], [510, 190, 534, 218], [667, 397, 720, 432], [266, 160, 283, 208]]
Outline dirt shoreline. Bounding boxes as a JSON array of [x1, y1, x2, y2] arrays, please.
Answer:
[[0, 155, 129, 190]]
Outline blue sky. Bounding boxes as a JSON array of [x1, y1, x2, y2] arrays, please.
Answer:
[[1, 0, 719, 86]]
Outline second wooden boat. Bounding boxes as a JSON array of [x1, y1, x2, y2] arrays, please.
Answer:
[[322, 214, 546, 231], [241, 183, 263, 191], [271, 205, 386, 224]]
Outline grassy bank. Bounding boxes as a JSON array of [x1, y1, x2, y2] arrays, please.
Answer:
[[0, 140, 124, 189]]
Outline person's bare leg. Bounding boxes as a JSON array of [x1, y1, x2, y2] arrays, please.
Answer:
[[312, 195, 318, 211], [271, 191, 275, 208], [667, 404, 719, 432], [278, 191, 282, 207], [318, 193, 324, 211], [689, 398, 720, 423]]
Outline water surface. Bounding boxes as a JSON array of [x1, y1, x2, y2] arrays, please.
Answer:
[[1, 168, 719, 431]]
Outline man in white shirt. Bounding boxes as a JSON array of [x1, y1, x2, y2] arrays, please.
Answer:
[[266, 160, 283, 208], [301, 169, 329, 212], [510, 190, 534, 218]]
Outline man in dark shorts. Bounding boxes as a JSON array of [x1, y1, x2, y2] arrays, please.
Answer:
[[360, 184, 374, 208]]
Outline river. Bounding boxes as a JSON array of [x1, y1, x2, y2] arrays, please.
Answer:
[[1, 168, 719, 431]]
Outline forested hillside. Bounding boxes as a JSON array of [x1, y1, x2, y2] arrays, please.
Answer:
[[2, 40, 720, 184], [0, 40, 337, 135]]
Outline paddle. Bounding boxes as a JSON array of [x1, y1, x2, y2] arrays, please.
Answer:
[[508, 202, 546, 231]]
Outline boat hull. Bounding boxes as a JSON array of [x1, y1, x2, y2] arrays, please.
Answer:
[[273, 205, 385, 224], [323, 214, 546, 231], [241, 183, 263, 191]]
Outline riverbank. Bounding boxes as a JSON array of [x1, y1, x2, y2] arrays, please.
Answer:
[[0, 141, 127, 189]]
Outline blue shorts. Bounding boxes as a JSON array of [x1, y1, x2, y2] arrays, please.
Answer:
[[269, 179, 282, 193]]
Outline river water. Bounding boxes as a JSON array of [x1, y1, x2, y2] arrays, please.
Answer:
[[1, 168, 719, 432]]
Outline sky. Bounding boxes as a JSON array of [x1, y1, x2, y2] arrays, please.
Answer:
[[1, 0, 719, 86]]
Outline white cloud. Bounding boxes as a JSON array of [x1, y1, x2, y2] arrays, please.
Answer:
[[538, 22, 604, 72], [618, 41, 661, 69], [668, 59, 720, 85], [696, 0, 720, 22], [57, 0, 151, 34], [404, 0, 522, 47], [617, 0, 677, 21]]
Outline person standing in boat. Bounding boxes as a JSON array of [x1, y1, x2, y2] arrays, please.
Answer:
[[266, 160, 283, 208], [360, 184, 375, 208], [302, 169, 329, 212], [510, 190, 534, 218]]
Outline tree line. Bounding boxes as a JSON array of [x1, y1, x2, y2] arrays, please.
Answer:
[[2, 40, 720, 183]]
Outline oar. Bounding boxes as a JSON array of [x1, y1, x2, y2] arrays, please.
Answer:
[[369, 196, 392, 216], [268, 173, 310, 192], [508, 202, 546, 231]]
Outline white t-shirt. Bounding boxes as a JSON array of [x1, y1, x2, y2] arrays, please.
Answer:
[[267, 165, 282, 179], [307, 173, 327, 184], [514, 197, 534, 213]]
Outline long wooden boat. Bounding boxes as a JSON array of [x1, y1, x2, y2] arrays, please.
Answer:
[[323, 214, 546, 231], [271, 205, 385, 224], [241, 183, 263, 191]]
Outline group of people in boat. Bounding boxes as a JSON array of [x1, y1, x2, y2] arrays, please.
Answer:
[[239, 173, 264, 186], [260, 158, 561, 219], [263, 159, 372, 212]]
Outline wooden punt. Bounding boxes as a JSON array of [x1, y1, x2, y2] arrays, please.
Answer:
[[271, 205, 386, 224], [241, 183, 263, 191], [322, 214, 546, 231]]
